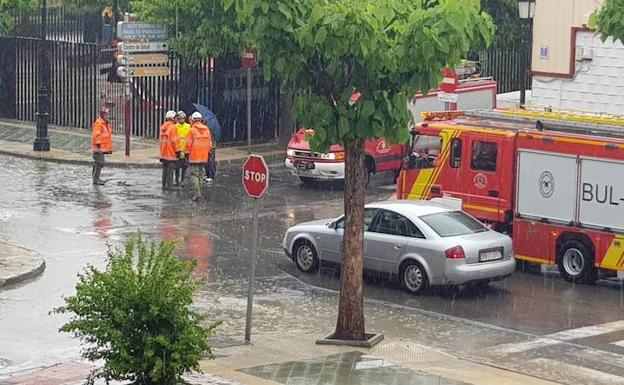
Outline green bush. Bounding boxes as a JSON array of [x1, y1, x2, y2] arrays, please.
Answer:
[[55, 233, 219, 385]]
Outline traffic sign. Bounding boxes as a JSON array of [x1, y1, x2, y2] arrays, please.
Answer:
[[117, 66, 170, 78], [117, 22, 168, 41], [440, 67, 459, 93], [437, 92, 458, 103], [241, 50, 257, 68], [117, 53, 169, 66], [118, 41, 168, 53], [242, 154, 269, 198]]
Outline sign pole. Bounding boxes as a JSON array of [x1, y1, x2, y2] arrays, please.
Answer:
[[124, 77, 131, 157], [245, 197, 259, 344], [246, 66, 252, 154]]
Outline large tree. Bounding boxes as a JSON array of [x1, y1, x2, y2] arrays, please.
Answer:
[[132, 0, 243, 63], [228, 0, 493, 340], [590, 0, 624, 43]]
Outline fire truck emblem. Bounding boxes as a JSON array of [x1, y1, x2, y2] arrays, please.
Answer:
[[474, 173, 488, 189], [539, 171, 555, 198]]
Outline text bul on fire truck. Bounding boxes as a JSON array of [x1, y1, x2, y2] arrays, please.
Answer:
[[397, 108, 624, 284]]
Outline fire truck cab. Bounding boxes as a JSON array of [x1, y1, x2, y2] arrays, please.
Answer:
[[397, 109, 624, 283]]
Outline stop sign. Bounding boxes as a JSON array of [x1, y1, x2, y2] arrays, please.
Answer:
[[440, 67, 459, 93], [242, 154, 269, 198]]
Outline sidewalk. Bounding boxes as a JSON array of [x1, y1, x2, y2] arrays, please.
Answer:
[[0, 120, 285, 169], [0, 243, 45, 288], [200, 333, 560, 385]]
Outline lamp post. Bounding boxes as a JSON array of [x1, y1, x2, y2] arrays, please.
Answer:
[[518, 0, 536, 108], [34, 0, 50, 151]]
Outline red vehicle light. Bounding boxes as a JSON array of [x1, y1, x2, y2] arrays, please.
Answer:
[[445, 245, 465, 259]]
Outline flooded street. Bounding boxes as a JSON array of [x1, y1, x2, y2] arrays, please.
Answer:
[[2, 154, 624, 384]]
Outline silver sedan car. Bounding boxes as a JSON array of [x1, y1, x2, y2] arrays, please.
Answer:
[[282, 200, 515, 294]]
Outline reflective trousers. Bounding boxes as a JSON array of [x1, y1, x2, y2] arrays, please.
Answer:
[[188, 164, 205, 200]]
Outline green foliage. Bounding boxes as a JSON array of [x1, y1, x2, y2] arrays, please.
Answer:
[[55, 233, 219, 385], [480, 0, 523, 48], [133, 0, 245, 63], [0, 0, 35, 34], [61, 0, 131, 13], [590, 0, 624, 43], [229, 0, 494, 153]]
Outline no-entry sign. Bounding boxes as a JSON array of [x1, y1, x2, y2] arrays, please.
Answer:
[[440, 67, 459, 94], [242, 154, 269, 198]]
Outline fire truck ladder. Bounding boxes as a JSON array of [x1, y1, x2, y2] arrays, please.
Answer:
[[464, 109, 624, 139]]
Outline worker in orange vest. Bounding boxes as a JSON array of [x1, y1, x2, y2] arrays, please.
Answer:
[[91, 106, 113, 185], [185, 112, 212, 201], [159, 110, 179, 190]]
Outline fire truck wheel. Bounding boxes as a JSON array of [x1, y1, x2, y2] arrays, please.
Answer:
[[293, 241, 319, 273], [557, 240, 597, 284], [400, 260, 429, 295]]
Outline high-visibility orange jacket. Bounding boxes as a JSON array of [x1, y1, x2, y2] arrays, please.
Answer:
[[92, 117, 113, 153], [159, 120, 179, 161], [186, 122, 212, 164]]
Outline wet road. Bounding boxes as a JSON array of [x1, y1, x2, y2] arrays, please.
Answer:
[[1, 154, 624, 384]]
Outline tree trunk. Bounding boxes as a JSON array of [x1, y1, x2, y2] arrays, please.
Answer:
[[334, 137, 366, 341], [278, 88, 295, 146]]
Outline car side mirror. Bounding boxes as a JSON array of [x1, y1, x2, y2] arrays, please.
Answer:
[[328, 221, 336, 229]]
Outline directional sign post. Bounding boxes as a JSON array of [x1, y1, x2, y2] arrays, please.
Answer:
[[117, 53, 169, 66], [117, 66, 170, 78], [118, 41, 168, 53], [115, 22, 170, 157], [242, 154, 269, 344], [117, 22, 168, 41]]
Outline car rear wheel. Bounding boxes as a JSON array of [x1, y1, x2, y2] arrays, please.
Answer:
[[557, 240, 597, 284], [294, 241, 319, 273], [400, 261, 428, 295]]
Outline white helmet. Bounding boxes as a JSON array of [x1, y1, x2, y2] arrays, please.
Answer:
[[165, 110, 177, 120], [191, 111, 203, 121]]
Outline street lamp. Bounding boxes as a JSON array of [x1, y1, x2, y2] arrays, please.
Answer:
[[34, 0, 50, 151], [518, 0, 535, 107]]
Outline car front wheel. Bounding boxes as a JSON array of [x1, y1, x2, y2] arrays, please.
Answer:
[[294, 241, 319, 273], [400, 261, 428, 294]]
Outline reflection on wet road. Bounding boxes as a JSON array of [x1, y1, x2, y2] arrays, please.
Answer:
[[1, 154, 624, 385]]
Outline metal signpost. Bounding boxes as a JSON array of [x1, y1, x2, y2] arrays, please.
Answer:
[[440, 67, 459, 111], [242, 154, 269, 344], [241, 50, 258, 154], [116, 22, 169, 156]]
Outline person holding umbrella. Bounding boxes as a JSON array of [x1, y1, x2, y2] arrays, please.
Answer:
[[193, 103, 221, 185]]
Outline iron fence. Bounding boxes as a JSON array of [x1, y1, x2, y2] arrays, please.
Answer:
[[479, 44, 532, 95]]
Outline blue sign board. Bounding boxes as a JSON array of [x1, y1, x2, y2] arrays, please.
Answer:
[[117, 22, 168, 41]]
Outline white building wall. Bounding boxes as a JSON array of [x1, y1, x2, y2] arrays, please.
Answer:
[[531, 31, 624, 114]]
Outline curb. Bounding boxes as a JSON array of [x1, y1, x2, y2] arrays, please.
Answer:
[[0, 258, 45, 289], [0, 149, 285, 170]]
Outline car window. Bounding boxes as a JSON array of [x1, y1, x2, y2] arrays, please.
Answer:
[[471, 141, 497, 172], [370, 210, 425, 238], [420, 211, 488, 237], [335, 208, 378, 231], [407, 134, 442, 170]]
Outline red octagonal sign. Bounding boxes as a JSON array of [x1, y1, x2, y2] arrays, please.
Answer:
[[440, 67, 459, 93], [242, 154, 269, 198]]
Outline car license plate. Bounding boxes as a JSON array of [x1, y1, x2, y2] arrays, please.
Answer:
[[479, 248, 502, 262], [295, 162, 315, 171]]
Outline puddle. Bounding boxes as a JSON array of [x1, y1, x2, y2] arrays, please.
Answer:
[[240, 351, 470, 385]]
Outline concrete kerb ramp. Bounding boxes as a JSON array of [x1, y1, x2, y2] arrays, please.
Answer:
[[0, 243, 45, 288]]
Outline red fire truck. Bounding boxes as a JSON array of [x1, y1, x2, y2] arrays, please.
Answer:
[[396, 109, 624, 283], [285, 77, 497, 184]]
